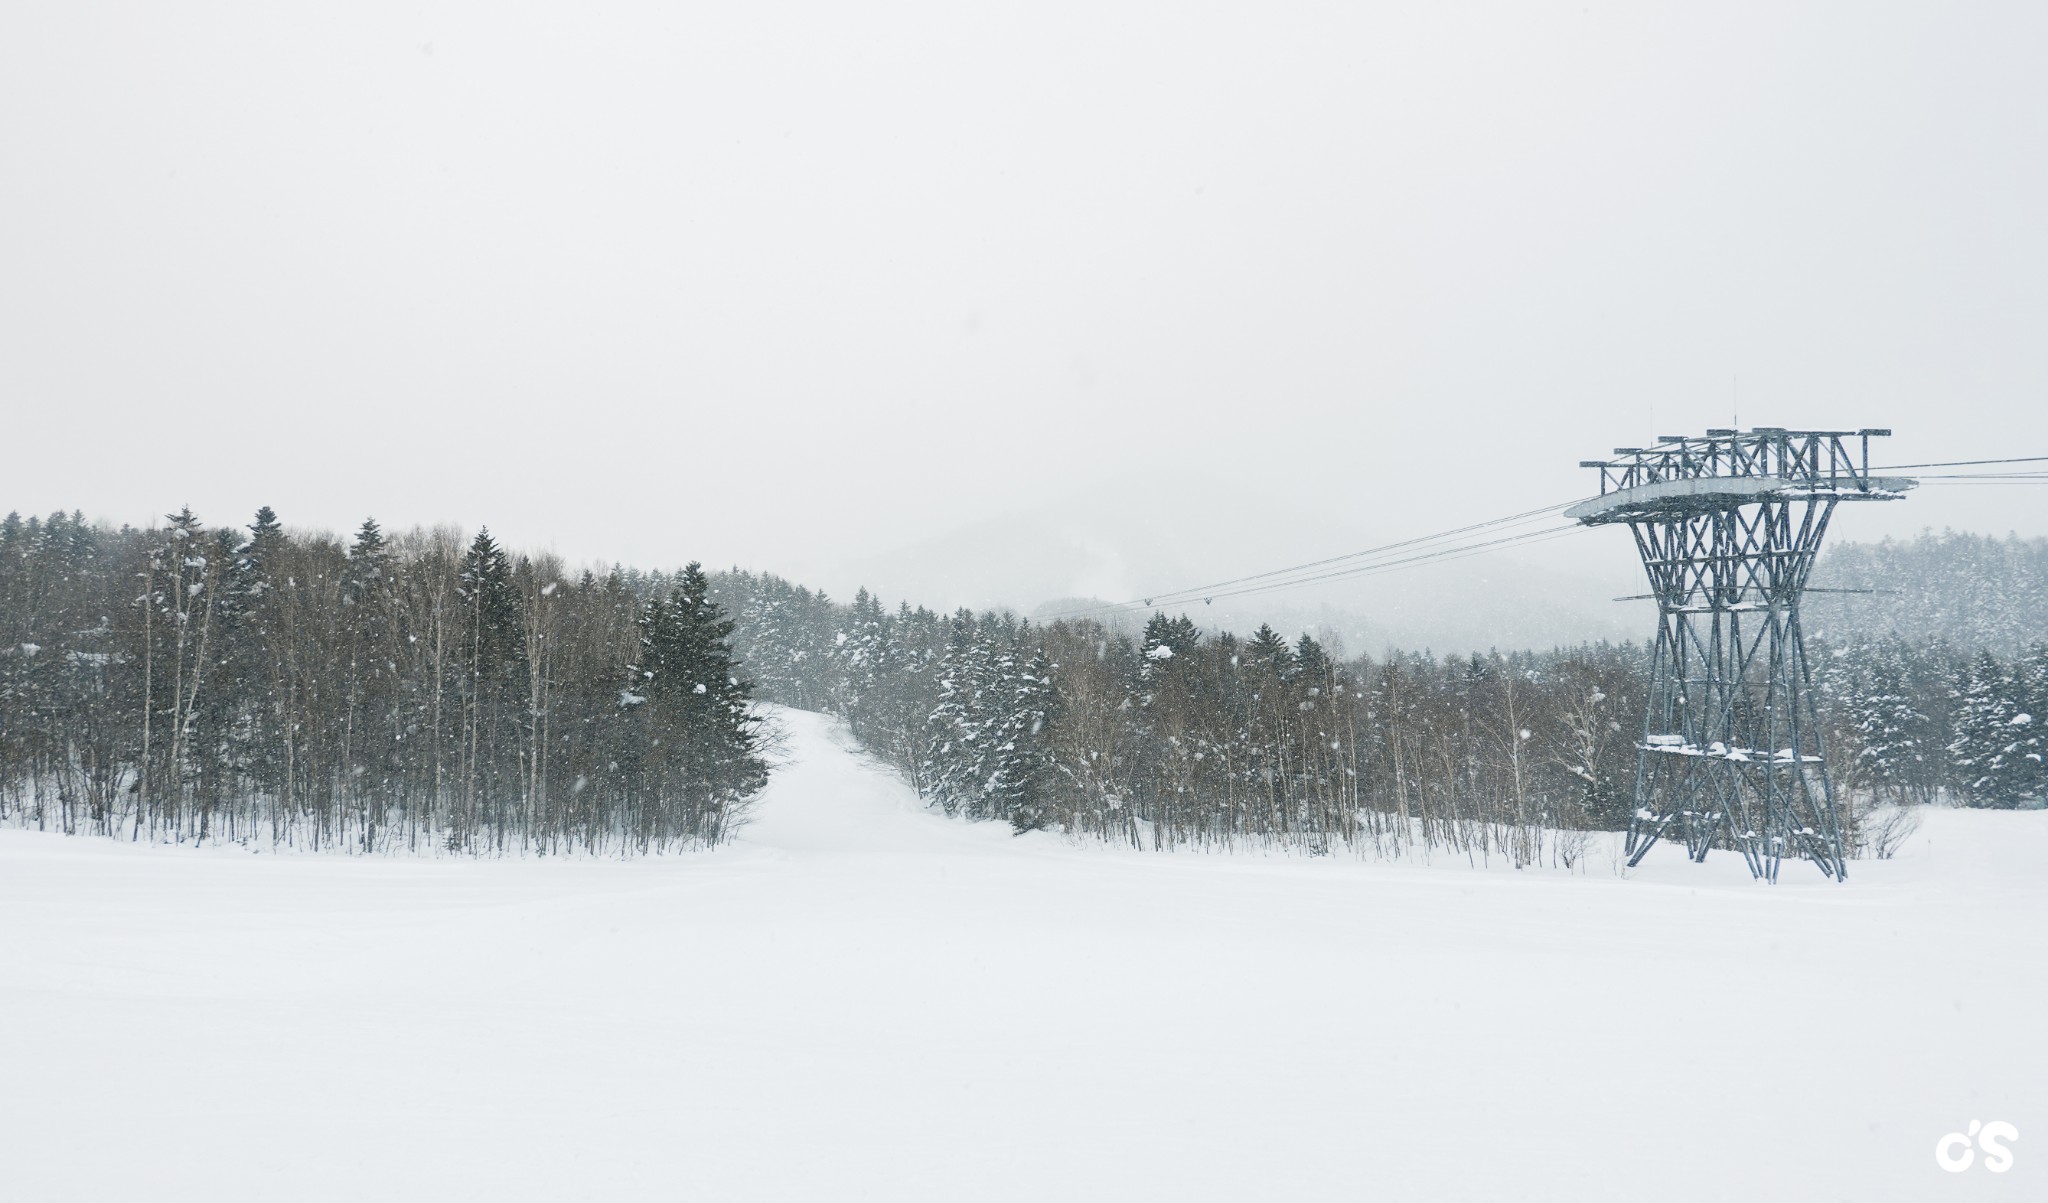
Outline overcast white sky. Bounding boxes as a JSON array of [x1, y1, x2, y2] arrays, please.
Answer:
[[3, 2, 2043, 606]]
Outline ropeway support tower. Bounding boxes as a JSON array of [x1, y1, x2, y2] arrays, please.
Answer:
[[1570, 429, 1915, 881]]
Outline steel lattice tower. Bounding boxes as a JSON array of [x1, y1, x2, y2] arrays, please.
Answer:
[[1571, 429, 1915, 881]]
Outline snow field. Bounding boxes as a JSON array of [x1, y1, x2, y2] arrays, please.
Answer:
[[3, 707, 2044, 1201]]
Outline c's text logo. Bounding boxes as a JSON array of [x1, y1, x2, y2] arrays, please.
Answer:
[[1934, 1120, 2018, 1173]]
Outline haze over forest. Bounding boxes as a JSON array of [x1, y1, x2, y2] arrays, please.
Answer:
[[5, 2, 2045, 606]]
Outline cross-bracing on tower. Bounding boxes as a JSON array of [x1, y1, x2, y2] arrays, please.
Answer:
[[1570, 429, 1915, 881]]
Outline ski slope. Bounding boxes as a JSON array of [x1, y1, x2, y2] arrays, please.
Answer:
[[3, 707, 2043, 1201]]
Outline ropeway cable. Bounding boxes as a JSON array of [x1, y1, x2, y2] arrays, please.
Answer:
[[1072, 497, 1588, 615], [1873, 455, 2048, 470], [1035, 501, 1587, 618], [1171, 523, 1586, 609], [1038, 505, 1591, 620]]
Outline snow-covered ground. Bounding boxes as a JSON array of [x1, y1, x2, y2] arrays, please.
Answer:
[[4, 708, 2043, 1201]]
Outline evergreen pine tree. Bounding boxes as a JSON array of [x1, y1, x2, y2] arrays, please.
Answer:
[[924, 611, 995, 816], [838, 587, 888, 726], [341, 518, 397, 837], [1246, 623, 1293, 674], [1948, 650, 2028, 807], [2008, 643, 2048, 804], [636, 563, 766, 840], [1294, 633, 1332, 688], [1141, 613, 1201, 663], [456, 528, 527, 841], [997, 647, 1063, 834], [218, 506, 290, 801], [1849, 637, 1935, 804]]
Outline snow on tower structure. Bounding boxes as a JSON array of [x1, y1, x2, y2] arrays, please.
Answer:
[[1570, 429, 1915, 881]]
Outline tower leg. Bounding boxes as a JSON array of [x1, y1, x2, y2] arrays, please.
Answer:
[[1622, 500, 1846, 881]]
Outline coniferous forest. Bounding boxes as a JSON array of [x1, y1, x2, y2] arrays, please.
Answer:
[[0, 509, 764, 853], [3, 511, 2043, 860]]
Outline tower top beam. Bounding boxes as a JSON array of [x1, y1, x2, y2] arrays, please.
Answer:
[[1571, 428, 1915, 525]]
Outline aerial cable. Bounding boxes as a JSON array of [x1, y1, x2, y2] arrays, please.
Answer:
[[1872, 455, 2048, 470], [1911, 476, 2048, 485], [1128, 507, 1572, 610], [1038, 506, 1573, 619], [1161, 497, 1587, 597], [1043, 517, 1586, 620], [1036, 496, 1593, 621], [1182, 524, 1584, 608]]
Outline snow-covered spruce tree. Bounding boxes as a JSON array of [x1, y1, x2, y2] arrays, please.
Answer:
[[634, 563, 768, 845], [971, 639, 1027, 822], [1127, 613, 1209, 847], [1245, 623, 1293, 676], [455, 528, 527, 846], [836, 588, 890, 740], [676, 561, 770, 829], [874, 602, 945, 792], [1294, 633, 1332, 687], [2023, 642, 2048, 775], [943, 630, 1058, 828], [1996, 643, 2048, 806], [922, 610, 997, 817], [225, 507, 289, 804], [1849, 637, 1941, 805], [170, 519, 241, 822], [992, 646, 1063, 833], [340, 518, 400, 845], [1144, 612, 1201, 662], [1946, 650, 2041, 808]]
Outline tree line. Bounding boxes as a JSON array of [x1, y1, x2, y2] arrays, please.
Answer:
[[714, 573, 1643, 866], [7, 510, 2040, 862], [0, 509, 765, 853], [707, 569, 2046, 866]]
